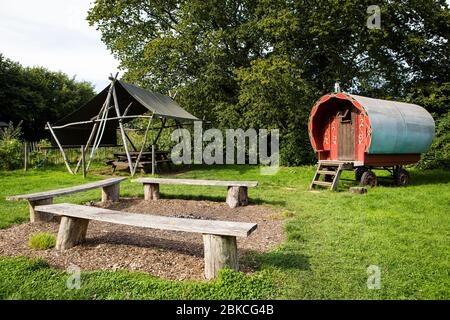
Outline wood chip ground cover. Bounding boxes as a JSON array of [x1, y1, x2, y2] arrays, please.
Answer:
[[0, 198, 284, 280]]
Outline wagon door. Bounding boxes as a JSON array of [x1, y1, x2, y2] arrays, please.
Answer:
[[337, 107, 356, 161]]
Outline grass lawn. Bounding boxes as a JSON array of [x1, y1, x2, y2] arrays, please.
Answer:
[[0, 164, 449, 299]]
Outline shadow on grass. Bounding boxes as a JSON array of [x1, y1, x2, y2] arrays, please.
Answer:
[[168, 164, 260, 175], [244, 250, 311, 271], [332, 169, 450, 192], [409, 169, 450, 186]]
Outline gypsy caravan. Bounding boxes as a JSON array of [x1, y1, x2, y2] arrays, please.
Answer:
[[308, 92, 435, 190]]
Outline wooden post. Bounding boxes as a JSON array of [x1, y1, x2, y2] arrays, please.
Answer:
[[56, 216, 89, 250], [81, 145, 86, 178], [144, 183, 160, 200], [101, 183, 120, 202], [151, 144, 155, 175], [112, 86, 133, 174], [29, 198, 54, 222], [239, 186, 248, 206], [226, 186, 248, 208], [203, 234, 238, 280], [24, 142, 28, 171]]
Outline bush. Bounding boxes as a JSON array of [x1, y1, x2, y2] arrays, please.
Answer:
[[28, 232, 56, 250], [0, 121, 23, 170], [418, 111, 450, 170], [29, 139, 51, 168]]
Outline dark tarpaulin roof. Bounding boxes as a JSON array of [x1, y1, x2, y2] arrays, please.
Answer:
[[51, 80, 199, 146], [55, 80, 198, 125]]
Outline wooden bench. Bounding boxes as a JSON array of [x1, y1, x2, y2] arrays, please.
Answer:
[[132, 178, 258, 208], [34, 203, 257, 279], [6, 177, 127, 222]]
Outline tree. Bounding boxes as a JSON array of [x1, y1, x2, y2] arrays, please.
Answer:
[[87, 0, 450, 165], [0, 54, 95, 141]]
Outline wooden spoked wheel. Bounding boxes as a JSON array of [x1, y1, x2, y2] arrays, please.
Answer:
[[394, 168, 410, 186], [360, 170, 377, 187], [354, 167, 368, 182]]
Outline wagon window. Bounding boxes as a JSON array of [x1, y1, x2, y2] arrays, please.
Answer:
[[337, 109, 352, 123]]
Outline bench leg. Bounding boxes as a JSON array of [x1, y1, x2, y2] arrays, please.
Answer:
[[56, 216, 90, 250], [101, 183, 120, 202], [203, 234, 238, 280], [28, 198, 54, 222], [239, 186, 248, 206], [226, 186, 248, 208], [144, 183, 160, 201]]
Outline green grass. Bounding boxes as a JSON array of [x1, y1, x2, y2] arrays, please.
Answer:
[[28, 232, 56, 250], [0, 164, 449, 299], [0, 257, 277, 300]]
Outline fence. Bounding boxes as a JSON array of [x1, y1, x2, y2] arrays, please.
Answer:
[[23, 141, 122, 170]]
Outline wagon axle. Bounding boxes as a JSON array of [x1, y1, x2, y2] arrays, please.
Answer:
[[355, 165, 410, 187]]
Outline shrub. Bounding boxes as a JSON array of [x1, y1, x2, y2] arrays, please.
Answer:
[[29, 139, 51, 168], [418, 111, 450, 170], [28, 232, 56, 250], [0, 121, 23, 170]]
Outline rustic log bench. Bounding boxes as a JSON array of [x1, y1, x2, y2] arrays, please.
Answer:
[[132, 178, 258, 208], [34, 203, 257, 280], [6, 177, 126, 222]]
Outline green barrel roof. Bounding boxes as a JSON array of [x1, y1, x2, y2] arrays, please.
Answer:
[[352, 95, 435, 154]]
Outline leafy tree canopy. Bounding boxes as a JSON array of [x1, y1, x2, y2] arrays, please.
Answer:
[[88, 0, 450, 165], [0, 54, 95, 141]]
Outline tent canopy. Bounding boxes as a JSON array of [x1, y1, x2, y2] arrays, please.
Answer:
[[51, 80, 199, 146]]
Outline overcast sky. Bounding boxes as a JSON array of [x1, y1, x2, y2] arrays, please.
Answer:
[[0, 0, 119, 92]]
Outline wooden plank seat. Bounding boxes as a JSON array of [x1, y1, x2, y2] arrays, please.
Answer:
[[132, 178, 258, 208], [6, 177, 126, 222], [35, 203, 257, 279]]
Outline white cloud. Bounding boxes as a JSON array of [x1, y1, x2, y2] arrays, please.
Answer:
[[0, 0, 120, 91]]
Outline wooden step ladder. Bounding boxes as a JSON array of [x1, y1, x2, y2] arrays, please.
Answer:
[[310, 161, 345, 191]]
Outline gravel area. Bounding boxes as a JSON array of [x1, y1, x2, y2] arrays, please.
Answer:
[[0, 198, 284, 280]]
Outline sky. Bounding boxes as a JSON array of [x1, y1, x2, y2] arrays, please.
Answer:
[[0, 0, 119, 91]]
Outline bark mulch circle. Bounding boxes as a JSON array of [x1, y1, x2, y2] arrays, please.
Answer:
[[0, 198, 285, 280]]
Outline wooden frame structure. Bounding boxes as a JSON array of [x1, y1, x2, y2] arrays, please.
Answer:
[[46, 74, 199, 176]]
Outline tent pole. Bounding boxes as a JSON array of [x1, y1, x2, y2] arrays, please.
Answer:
[[112, 86, 133, 174], [74, 122, 98, 174], [149, 117, 167, 176], [86, 86, 112, 171], [122, 102, 133, 117], [153, 118, 166, 145], [152, 144, 155, 175], [123, 130, 138, 152], [151, 119, 156, 175], [50, 115, 155, 129], [131, 117, 153, 176], [86, 76, 117, 171], [47, 122, 74, 175]]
